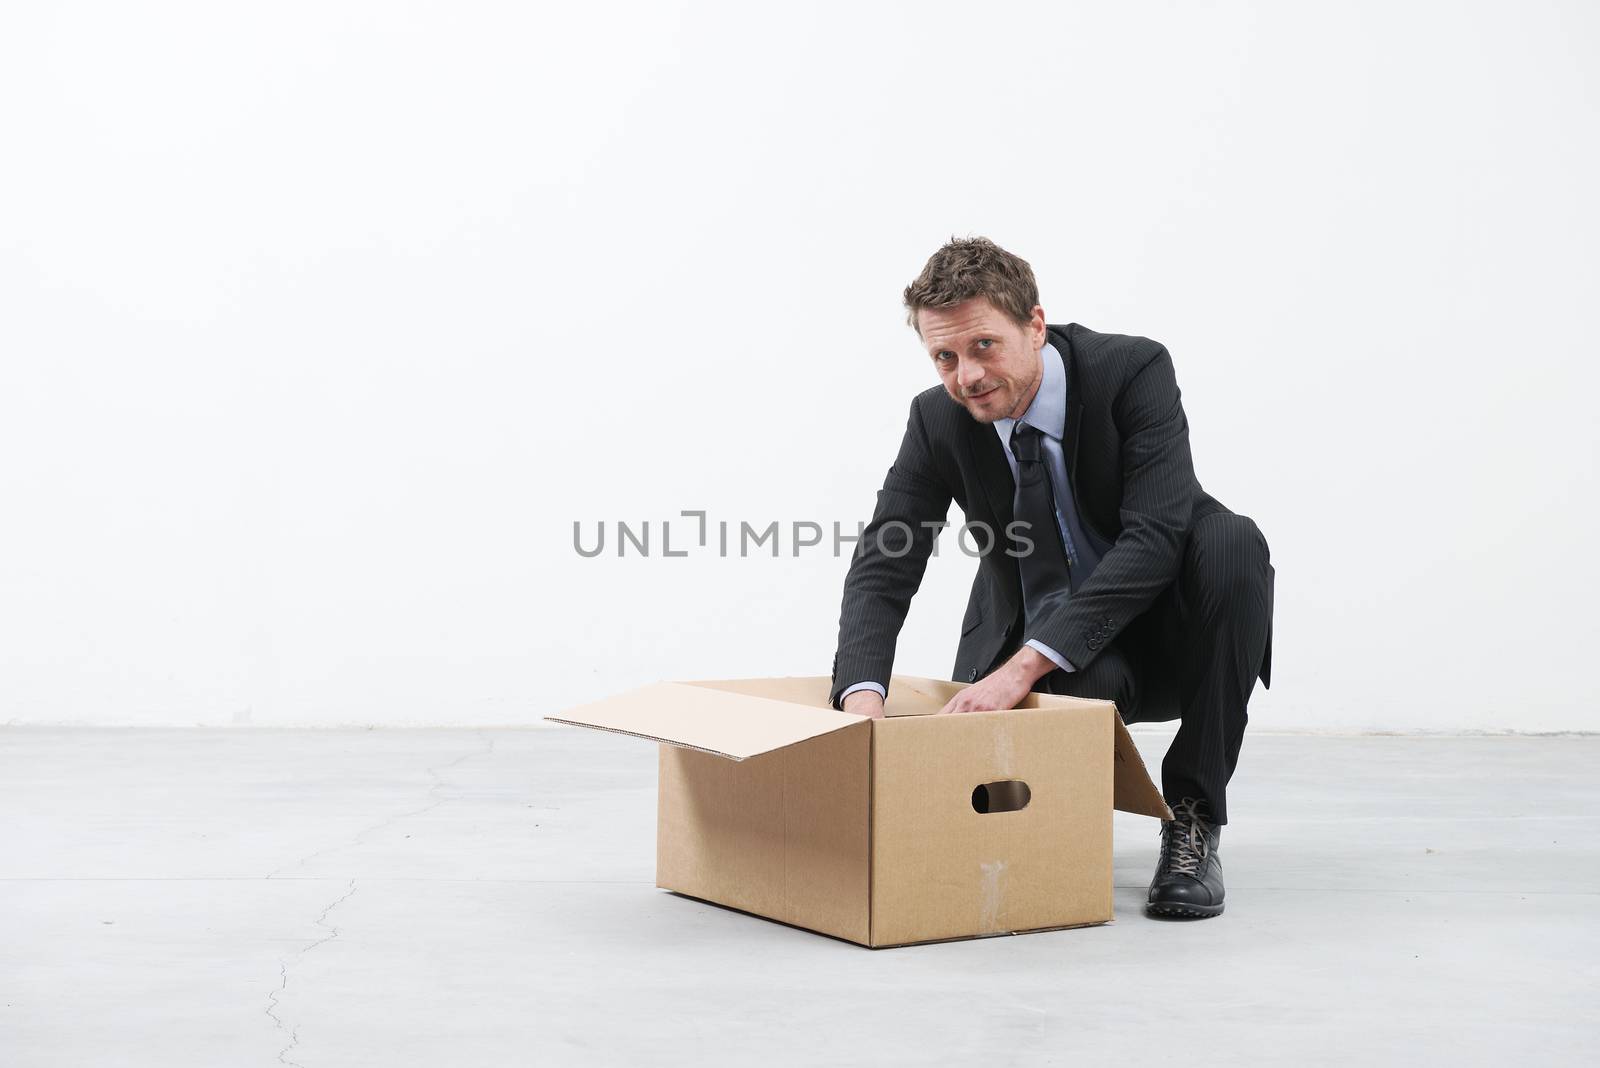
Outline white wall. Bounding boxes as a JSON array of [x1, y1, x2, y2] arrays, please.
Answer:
[[2, 1, 1596, 730]]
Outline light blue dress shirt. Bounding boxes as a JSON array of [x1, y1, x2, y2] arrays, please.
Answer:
[[841, 341, 1106, 704]]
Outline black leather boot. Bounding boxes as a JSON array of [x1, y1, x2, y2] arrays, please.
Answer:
[[1146, 797, 1225, 919]]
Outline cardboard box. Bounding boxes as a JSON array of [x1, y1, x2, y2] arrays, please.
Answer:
[[546, 673, 1171, 948]]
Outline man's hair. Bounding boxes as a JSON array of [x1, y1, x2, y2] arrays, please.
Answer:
[[902, 236, 1040, 334]]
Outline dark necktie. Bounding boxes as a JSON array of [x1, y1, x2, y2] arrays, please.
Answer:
[[1010, 421, 1074, 628]]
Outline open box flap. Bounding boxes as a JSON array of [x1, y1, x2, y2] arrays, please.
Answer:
[[1022, 689, 1172, 820], [544, 681, 865, 761], [1111, 715, 1172, 819]]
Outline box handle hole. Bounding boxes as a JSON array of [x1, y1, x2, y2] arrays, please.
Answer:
[[971, 780, 1031, 814]]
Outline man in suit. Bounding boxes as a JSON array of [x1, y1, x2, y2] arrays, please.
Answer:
[[829, 236, 1274, 919]]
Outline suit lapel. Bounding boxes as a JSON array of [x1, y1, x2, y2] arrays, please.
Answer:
[[967, 417, 1014, 532], [1052, 325, 1086, 486]]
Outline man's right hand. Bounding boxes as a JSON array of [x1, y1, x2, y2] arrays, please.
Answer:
[[841, 690, 885, 719]]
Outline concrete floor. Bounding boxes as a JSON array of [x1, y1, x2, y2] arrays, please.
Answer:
[[1, 726, 1596, 1067]]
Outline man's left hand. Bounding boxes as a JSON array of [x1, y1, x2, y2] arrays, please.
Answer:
[[938, 646, 1056, 715]]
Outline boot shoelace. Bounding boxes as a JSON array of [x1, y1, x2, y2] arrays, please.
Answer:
[[1160, 798, 1213, 877]]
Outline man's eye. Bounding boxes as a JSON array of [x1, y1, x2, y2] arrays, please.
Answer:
[[978, 339, 993, 349]]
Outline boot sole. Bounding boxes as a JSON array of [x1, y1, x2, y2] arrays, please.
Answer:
[[1146, 901, 1225, 919]]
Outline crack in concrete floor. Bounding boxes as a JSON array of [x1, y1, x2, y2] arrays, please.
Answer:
[[261, 732, 495, 1064]]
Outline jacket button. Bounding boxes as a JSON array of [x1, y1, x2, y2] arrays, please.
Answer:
[[967, 668, 979, 681], [1088, 638, 1102, 651]]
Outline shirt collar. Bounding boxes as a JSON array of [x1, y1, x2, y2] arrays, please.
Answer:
[[995, 340, 1067, 443]]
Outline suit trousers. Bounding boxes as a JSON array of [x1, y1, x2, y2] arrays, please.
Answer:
[[1035, 511, 1274, 825]]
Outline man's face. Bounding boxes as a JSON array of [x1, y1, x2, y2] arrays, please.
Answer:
[[919, 297, 1047, 424]]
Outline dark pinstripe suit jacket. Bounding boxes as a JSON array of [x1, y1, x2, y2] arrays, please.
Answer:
[[828, 322, 1272, 710]]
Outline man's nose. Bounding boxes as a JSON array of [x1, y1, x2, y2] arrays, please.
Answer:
[[956, 359, 984, 391]]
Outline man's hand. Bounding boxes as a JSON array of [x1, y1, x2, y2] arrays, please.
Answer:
[[938, 646, 1056, 715], [842, 689, 886, 719]]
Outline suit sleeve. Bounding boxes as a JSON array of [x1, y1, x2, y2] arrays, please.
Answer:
[[829, 395, 953, 709], [1026, 343, 1198, 669]]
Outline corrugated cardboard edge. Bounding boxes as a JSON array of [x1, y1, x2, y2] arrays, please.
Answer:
[[1111, 714, 1173, 820], [869, 916, 1111, 950], [651, 897, 1110, 949], [657, 890, 876, 948], [544, 680, 864, 761], [867, 715, 876, 946], [542, 717, 743, 760]]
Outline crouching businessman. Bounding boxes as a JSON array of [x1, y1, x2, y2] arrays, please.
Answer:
[[829, 236, 1275, 919]]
